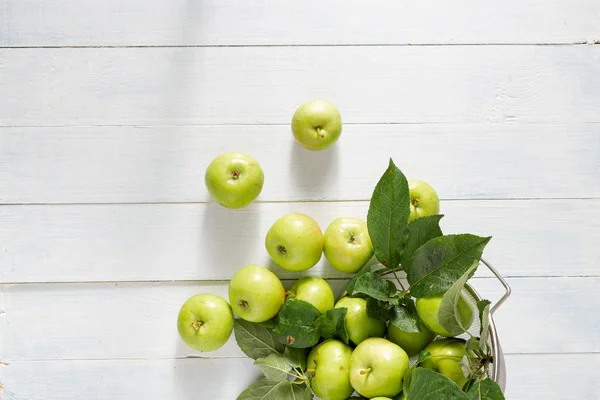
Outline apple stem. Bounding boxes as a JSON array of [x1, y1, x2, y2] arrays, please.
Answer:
[[192, 321, 203, 331], [359, 367, 372, 375]]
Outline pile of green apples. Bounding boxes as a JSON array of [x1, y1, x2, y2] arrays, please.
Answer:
[[176, 100, 503, 400]]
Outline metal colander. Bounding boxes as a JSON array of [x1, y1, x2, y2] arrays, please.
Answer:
[[404, 258, 511, 392]]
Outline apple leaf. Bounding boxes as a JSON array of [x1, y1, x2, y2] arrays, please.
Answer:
[[390, 298, 422, 333], [417, 351, 431, 365], [315, 307, 349, 344], [345, 270, 397, 302], [407, 234, 491, 298], [407, 368, 470, 400], [254, 353, 294, 382], [303, 386, 313, 400], [477, 300, 492, 352], [400, 214, 444, 270], [367, 158, 411, 270], [284, 346, 308, 371], [234, 319, 285, 360], [366, 297, 395, 321], [466, 378, 505, 400], [273, 299, 321, 349], [438, 262, 479, 336], [236, 378, 306, 400]]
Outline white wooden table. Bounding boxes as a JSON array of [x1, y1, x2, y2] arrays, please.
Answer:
[[1, 1, 599, 399]]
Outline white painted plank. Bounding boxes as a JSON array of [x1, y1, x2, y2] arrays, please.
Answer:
[[1, 278, 597, 362], [2, 0, 599, 47], [1, 46, 599, 126], [1, 125, 599, 203], [0, 354, 597, 400], [1, 200, 598, 283]]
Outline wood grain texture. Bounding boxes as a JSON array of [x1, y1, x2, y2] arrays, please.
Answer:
[[0, 354, 597, 400], [2, 0, 599, 47], [1, 46, 599, 127], [1, 278, 597, 362], [1, 125, 599, 203], [1, 200, 598, 283]]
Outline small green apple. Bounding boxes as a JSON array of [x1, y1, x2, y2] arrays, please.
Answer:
[[204, 152, 264, 209], [408, 180, 440, 222], [228, 264, 285, 323], [177, 293, 234, 352], [265, 212, 324, 271], [334, 296, 386, 345], [306, 339, 354, 400], [323, 217, 374, 273], [415, 293, 474, 337], [386, 319, 435, 357], [291, 99, 342, 150], [288, 276, 335, 314], [421, 338, 469, 388], [349, 337, 409, 398]]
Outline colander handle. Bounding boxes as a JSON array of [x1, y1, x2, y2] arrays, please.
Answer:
[[480, 257, 511, 315]]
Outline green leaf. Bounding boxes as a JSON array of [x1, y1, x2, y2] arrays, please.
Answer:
[[234, 319, 285, 360], [438, 262, 479, 336], [254, 353, 294, 382], [407, 234, 491, 298], [367, 158, 411, 269], [315, 307, 349, 344], [466, 378, 505, 400], [477, 300, 492, 352], [366, 297, 395, 322], [273, 299, 322, 349], [345, 271, 397, 301], [303, 386, 313, 400], [237, 378, 306, 400], [417, 351, 431, 365], [390, 299, 421, 333], [284, 346, 308, 371], [407, 368, 470, 400], [400, 214, 444, 269]]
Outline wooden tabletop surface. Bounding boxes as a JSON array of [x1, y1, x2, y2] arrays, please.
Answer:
[[1, 1, 599, 399]]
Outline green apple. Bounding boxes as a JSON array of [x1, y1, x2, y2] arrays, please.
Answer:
[[334, 296, 386, 345], [288, 276, 334, 313], [408, 180, 440, 222], [306, 339, 354, 400], [177, 293, 234, 352], [291, 99, 342, 150], [421, 338, 469, 388], [323, 217, 374, 273], [205, 152, 264, 209], [387, 319, 436, 357], [228, 264, 285, 323], [415, 293, 474, 337], [349, 337, 409, 398], [265, 212, 324, 271]]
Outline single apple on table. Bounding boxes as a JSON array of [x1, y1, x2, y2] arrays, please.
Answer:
[[205, 152, 264, 209], [349, 337, 410, 398], [228, 264, 285, 323], [288, 276, 335, 314], [415, 292, 474, 337], [334, 296, 386, 345], [420, 338, 469, 388], [291, 99, 342, 151], [177, 293, 234, 352], [324, 217, 374, 273], [408, 179, 440, 222], [265, 212, 324, 271], [387, 318, 436, 357], [306, 339, 354, 400]]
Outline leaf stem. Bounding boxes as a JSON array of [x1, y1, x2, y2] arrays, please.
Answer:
[[392, 269, 407, 291]]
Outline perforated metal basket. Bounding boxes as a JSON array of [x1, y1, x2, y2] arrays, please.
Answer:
[[394, 258, 511, 392], [462, 258, 512, 392]]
